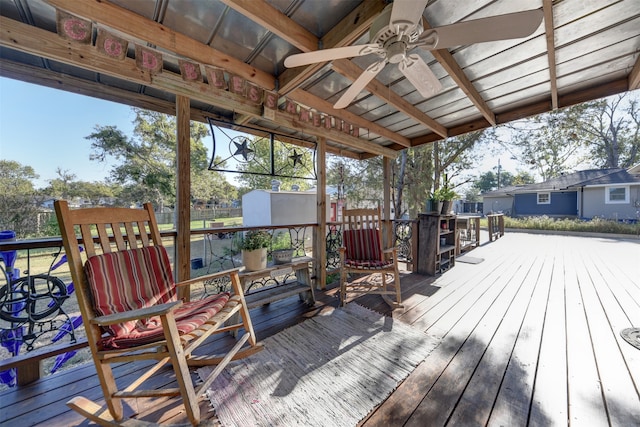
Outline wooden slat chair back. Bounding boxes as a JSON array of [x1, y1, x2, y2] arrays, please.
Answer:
[[54, 200, 262, 426], [339, 207, 402, 308]]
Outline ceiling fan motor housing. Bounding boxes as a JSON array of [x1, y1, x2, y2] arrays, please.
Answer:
[[370, 3, 423, 47]]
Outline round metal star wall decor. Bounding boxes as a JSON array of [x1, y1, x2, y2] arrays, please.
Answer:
[[207, 117, 317, 180], [289, 149, 304, 168], [232, 136, 254, 161]]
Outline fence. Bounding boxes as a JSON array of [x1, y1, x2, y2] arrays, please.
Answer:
[[154, 207, 242, 225]]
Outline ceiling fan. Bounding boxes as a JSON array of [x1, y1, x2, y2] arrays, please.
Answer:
[[284, 0, 544, 109]]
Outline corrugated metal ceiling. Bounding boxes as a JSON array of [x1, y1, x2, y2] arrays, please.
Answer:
[[0, 0, 638, 159]]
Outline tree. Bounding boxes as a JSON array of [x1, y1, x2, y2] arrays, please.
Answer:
[[577, 93, 640, 168], [396, 129, 491, 218], [235, 136, 314, 192], [512, 170, 536, 185], [87, 108, 232, 207], [0, 160, 40, 237], [505, 106, 589, 180], [501, 92, 640, 177], [192, 163, 237, 206], [47, 168, 77, 200], [327, 156, 383, 209]]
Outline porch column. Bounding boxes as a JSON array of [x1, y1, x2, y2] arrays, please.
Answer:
[[383, 156, 392, 247], [316, 136, 327, 290], [176, 95, 191, 294]]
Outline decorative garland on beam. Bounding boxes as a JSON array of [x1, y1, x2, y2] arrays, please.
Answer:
[[55, 10, 361, 140]]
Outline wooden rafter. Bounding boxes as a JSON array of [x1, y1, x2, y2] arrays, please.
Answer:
[[277, 0, 386, 94], [629, 54, 640, 91], [44, 0, 404, 157], [0, 58, 355, 159], [423, 20, 496, 126], [220, 0, 316, 53], [331, 59, 448, 138], [543, 0, 559, 110]]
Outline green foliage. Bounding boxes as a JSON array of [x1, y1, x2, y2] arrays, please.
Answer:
[[240, 229, 271, 251], [495, 215, 639, 235], [191, 159, 237, 206], [327, 156, 382, 208], [502, 92, 640, 178], [473, 170, 535, 193], [432, 186, 457, 201], [507, 106, 589, 180], [578, 94, 640, 168], [0, 160, 40, 237], [44, 168, 116, 205], [86, 108, 230, 207]]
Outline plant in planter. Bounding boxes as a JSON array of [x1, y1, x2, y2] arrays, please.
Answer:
[[240, 230, 271, 271], [432, 186, 457, 215]]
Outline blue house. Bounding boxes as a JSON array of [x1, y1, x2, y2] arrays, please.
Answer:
[[482, 166, 640, 221]]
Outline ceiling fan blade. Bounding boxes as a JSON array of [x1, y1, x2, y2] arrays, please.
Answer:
[[334, 60, 386, 109], [389, 0, 429, 35], [284, 44, 381, 68], [399, 54, 442, 99], [417, 9, 544, 49]]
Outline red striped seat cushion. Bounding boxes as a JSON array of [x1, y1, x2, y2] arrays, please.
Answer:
[[84, 246, 230, 350], [344, 228, 383, 263]]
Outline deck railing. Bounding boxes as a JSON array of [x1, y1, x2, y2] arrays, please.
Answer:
[[486, 213, 505, 241], [0, 223, 315, 387], [1, 218, 419, 387]]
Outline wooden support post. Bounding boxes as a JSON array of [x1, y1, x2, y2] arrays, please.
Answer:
[[383, 156, 392, 248], [316, 137, 327, 290], [176, 95, 191, 299]]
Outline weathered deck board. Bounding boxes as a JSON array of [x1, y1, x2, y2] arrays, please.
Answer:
[[1, 232, 639, 426]]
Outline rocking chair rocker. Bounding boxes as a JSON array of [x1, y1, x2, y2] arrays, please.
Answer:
[[54, 200, 262, 426]]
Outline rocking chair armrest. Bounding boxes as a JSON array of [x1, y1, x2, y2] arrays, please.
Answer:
[[176, 267, 242, 289], [90, 301, 183, 326], [383, 246, 398, 254]]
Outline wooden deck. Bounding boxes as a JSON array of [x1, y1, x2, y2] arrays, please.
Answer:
[[1, 232, 639, 426]]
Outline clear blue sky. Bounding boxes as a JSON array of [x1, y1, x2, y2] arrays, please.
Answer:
[[0, 77, 136, 188]]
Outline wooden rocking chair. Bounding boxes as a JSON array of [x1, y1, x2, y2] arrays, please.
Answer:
[[339, 207, 402, 308], [54, 200, 262, 426]]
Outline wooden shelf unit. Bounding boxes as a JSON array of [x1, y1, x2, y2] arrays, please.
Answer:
[[417, 213, 457, 276]]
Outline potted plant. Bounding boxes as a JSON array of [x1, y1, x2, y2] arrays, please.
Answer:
[[432, 186, 457, 215], [240, 229, 271, 271]]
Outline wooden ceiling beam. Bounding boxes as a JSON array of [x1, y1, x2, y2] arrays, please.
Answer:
[[0, 16, 388, 157], [45, 0, 276, 90], [220, 0, 317, 53], [543, 0, 559, 110], [0, 58, 183, 117], [410, 77, 630, 147], [423, 20, 496, 126], [331, 59, 448, 138], [629, 54, 640, 91], [287, 88, 411, 148], [277, 0, 386, 94]]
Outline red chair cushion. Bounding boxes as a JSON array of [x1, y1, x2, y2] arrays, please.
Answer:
[[344, 228, 383, 262], [98, 292, 230, 350], [84, 246, 230, 349]]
